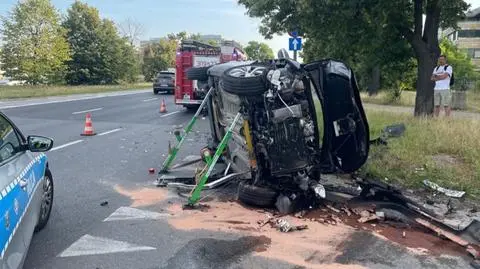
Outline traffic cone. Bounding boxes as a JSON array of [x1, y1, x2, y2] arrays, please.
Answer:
[[81, 113, 96, 136], [159, 98, 167, 113]]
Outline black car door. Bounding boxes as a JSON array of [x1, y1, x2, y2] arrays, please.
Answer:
[[304, 59, 370, 173]]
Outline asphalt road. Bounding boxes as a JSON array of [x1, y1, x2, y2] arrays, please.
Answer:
[[0, 90, 474, 269]]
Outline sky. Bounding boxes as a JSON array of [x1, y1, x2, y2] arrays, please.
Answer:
[[0, 0, 480, 55]]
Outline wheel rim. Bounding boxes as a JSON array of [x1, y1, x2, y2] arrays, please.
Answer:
[[40, 175, 53, 221], [227, 65, 265, 78]]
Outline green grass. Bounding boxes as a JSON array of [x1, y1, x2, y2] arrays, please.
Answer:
[[359, 110, 480, 199], [0, 83, 152, 99], [360, 90, 480, 112], [360, 91, 416, 107]]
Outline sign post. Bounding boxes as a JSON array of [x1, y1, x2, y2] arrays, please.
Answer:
[[288, 32, 302, 61]]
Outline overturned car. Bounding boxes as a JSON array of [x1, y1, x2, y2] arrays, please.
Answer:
[[201, 50, 370, 210]]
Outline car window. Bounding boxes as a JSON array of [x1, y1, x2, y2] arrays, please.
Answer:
[[157, 73, 175, 78], [0, 115, 22, 164]]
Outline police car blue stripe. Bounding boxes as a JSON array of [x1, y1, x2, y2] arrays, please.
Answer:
[[0, 153, 47, 258]]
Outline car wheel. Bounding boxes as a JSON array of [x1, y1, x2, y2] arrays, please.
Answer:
[[185, 104, 200, 111], [186, 67, 209, 81], [237, 181, 278, 207], [35, 169, 54, 232], [153, 89, 159, 95], [222, 64, 267, 96]]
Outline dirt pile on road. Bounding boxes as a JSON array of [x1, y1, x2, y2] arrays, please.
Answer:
[[114, 185, 168, 207], [168, 201, 365, 269]]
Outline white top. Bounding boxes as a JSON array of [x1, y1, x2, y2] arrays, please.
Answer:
[[432, 65, 453, 90]]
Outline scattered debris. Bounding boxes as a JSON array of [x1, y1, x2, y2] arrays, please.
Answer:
[[415, 218, 470, 247], [182, 203, 210, 211], [294, 210, 307, 219], [326, 205, 341, 213], [331, 214, 343, 224], [358, 210, 378, 223], [100, 201, 108, 206], [274, 219, 308, 233], [258, 214, 275, 228], [423, 180, 465, 198], [312, 183, 326, 199], [375, 211, 385, 221], [467, 245, 480, 259], [402, 231, 406, 238], [342, 207, 352, 216]]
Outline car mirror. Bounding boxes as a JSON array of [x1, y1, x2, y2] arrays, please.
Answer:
[[27, 136, 53, 152]]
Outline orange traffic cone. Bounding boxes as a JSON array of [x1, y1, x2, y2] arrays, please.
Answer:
[[159, 98, 167, 113], [81, 113, 96, 136]]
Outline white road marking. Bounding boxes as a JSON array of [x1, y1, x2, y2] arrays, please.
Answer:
[[58, 235, 156, 257], [160, 111, 181, 118], [0, 90, 150, 109], [51, 140, 83, 152], [98, 128, 122, 136], [72, 107, 103, 115], [103, 207, 170, 222], [142, 98, 158, 102]]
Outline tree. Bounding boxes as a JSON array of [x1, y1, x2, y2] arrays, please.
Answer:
[[167, 31, 202, 41], [207, 40, 220, 46], [142, 39, 177, 82], [0, 0, 70, 84], [63, 1, 139, 84], [244, 41, 274, 60], [118, 18, 145, 47], [440, 38, 477, 83], [238, 0, 469, 116]]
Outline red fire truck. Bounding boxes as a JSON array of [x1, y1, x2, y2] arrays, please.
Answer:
[[175, 39, 246, 109]]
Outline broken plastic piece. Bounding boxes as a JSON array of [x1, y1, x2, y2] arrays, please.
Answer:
[[423, 180, 465, 198], [358, 210, 378, 223], [275, 219, 308, 233], [326, 205, 341, 213], [415, 218, 470, 247], [312, 183, 326, 199]]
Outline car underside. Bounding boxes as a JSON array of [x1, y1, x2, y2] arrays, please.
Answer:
[[204, 50, 370, 211]]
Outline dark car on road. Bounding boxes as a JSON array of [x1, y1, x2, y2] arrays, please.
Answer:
[[0, 112, 54, 269], [153, 71, 175, 94]]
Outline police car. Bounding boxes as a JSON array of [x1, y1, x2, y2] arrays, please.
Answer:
[[0, 112, 54, 269]]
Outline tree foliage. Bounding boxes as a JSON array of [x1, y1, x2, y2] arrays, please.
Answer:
[[167, 31, 201, 41], [238, 0, 470, 116], [63, 1, 138, 85], [244, 41, 274, 60], [0, 0, 70, 84], [440, 38, 477, 86], [118, 18, 145, 47], [142, 39, 177, 82]]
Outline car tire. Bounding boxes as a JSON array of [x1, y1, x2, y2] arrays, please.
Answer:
[[35, 169, 54, 232], [237, 181, 278, 207], [153, 89, 159, 95], [185, 104, 200, 111], [222, 64, 267, 96], [187, 67, 209, 81]]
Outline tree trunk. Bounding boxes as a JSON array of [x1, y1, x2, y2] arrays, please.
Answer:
[[414, 55, 436, 116], [367, 65, 380, 96]]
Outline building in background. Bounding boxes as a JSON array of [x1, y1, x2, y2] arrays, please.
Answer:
[[441, 7, 480, 69]]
